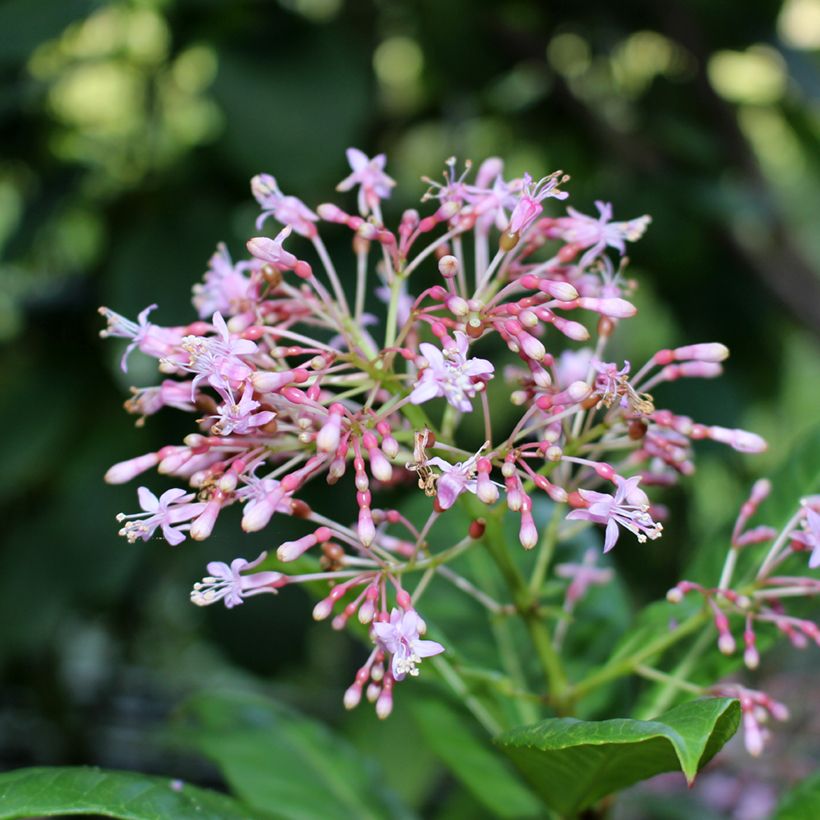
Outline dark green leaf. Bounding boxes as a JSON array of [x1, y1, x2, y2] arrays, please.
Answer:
[[174, 690, 410, 820], [411, 697, 543, 819], [495, 697, 740, 817], [775, 772, 820, 820], [0, 766, 266, 820]]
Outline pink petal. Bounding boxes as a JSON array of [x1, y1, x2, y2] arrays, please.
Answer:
[[603, 519, 620, 553], [415, 639, 445, 658], [137, 486, 159, 512]]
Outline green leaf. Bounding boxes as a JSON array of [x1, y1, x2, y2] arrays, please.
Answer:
[[410, 697, 543, 819], [0, 766, 267, 820], [775, 772, 820, 819], [495, 697, 740, 817], [174, 690, 410, 820]]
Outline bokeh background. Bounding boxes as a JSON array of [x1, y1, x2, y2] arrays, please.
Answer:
[[1, 0, 818, 817]]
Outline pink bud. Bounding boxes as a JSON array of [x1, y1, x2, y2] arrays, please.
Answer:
[[312, 598, 334, 621], [518, 331, 546, 362], [251, 369, 307, 393], [709, 426, 767, 453], [105, 451, 160, 484], [376, 688, 393, 719], [673, 343, 729, 362], [519, 511, 538, 549], [552, 316, 590, 341], [343, 683, 362, 709], [577, 296, 637, 318], [539, 279, 579, 301], [317, 202, 347, 222], [742, 711, 765, 757], [316, 413, 342, 453], [190, 499, 221, 541], [368, 448, 393, 482], [358, 507, 376, 546]]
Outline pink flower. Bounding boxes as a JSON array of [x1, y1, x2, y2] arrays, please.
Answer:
[[372, 608, 444, 680], [182, 312, 258, 393], [117, 487, 206, 546], [336, 148, 396, 216], [554, 348, 594, 388], [211, 382, 275, 436], [507, 172, 569, 236], [236, 474, 293, 532], [251, 173, 318, 237], [566, 475, 663, 552], [246, 226, 298, 270], [190, 551, 285, 608], [98, 304, 182, 372], [423, 448, 486, 511], [192, 243, 257, 319], [792, 503, 820, 569], [554, 201, 651, 267], [410, 332, 494, 413], [555, 548, 614, 605]]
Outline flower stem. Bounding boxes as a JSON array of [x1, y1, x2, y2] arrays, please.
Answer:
[[570, 611, 709, 702], [529, 502, 564, 598], [432, 655, 503, 735]]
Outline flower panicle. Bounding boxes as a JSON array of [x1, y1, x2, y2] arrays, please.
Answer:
[[101, 147, 772, 716]]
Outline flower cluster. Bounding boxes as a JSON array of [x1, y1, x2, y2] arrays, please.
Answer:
[[663, 481, 819, 754], [101, 149, 769, 717]]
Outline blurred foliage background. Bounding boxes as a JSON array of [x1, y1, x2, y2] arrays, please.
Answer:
[[0, 0, 818, 816]]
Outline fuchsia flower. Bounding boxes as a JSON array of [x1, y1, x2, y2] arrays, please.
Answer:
[[423, 447, 488, 511], [410, 332, 494, 413], [182, 312, 258, 393], [793, 502, 820, 569], [246, 226, 298, 270], [251, 173, 318, 236], [336, 148, 396, 217], [567, 475, 663, 552], [555, 549, 614, 606], [190, 552, 285, 608], [99, 304, 181, 372], [372, 608, 445, 680], [102, 149, 786, 722], [507, 172, 569, 236], [192, 244, 257, 319], [211, 382, 275, 436], [554, 201, 651, 267], [117, 487, 206, 546]]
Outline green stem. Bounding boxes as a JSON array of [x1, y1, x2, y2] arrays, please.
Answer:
[[634, 665, 704, 697], [570, 611, 709, 702], [432, 655, 502, 735], [383, 271, 406, 349], [474, 502, 570, 708], [635, 627, 714, 719], [529, 502, 564, 598]]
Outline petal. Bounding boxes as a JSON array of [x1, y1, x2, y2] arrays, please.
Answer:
[[415, 639, 445, 658], [400, 610, 420, 637], [453, 331, 469, 357], [346, 147, 368, 171], [137, 486, 159, 512], [463, 357, 494, 377], [159, 487, 190, 506], [211, 311, 228, 340], [410, 379, 440, 405], [418, 342, 444, 368], [206, 561, 232, 579], [436, 473, 464, 510], [603, 519, 620, 553], [161, 524, 187, 546]]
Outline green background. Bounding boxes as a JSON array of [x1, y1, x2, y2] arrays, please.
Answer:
[[0, 0, 818, 816]]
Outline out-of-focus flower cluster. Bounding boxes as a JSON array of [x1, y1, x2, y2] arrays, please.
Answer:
[[101, 148, 778, 719]]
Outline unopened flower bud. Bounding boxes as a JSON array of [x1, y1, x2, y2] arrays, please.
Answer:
[[438, 255, 459, 279]]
